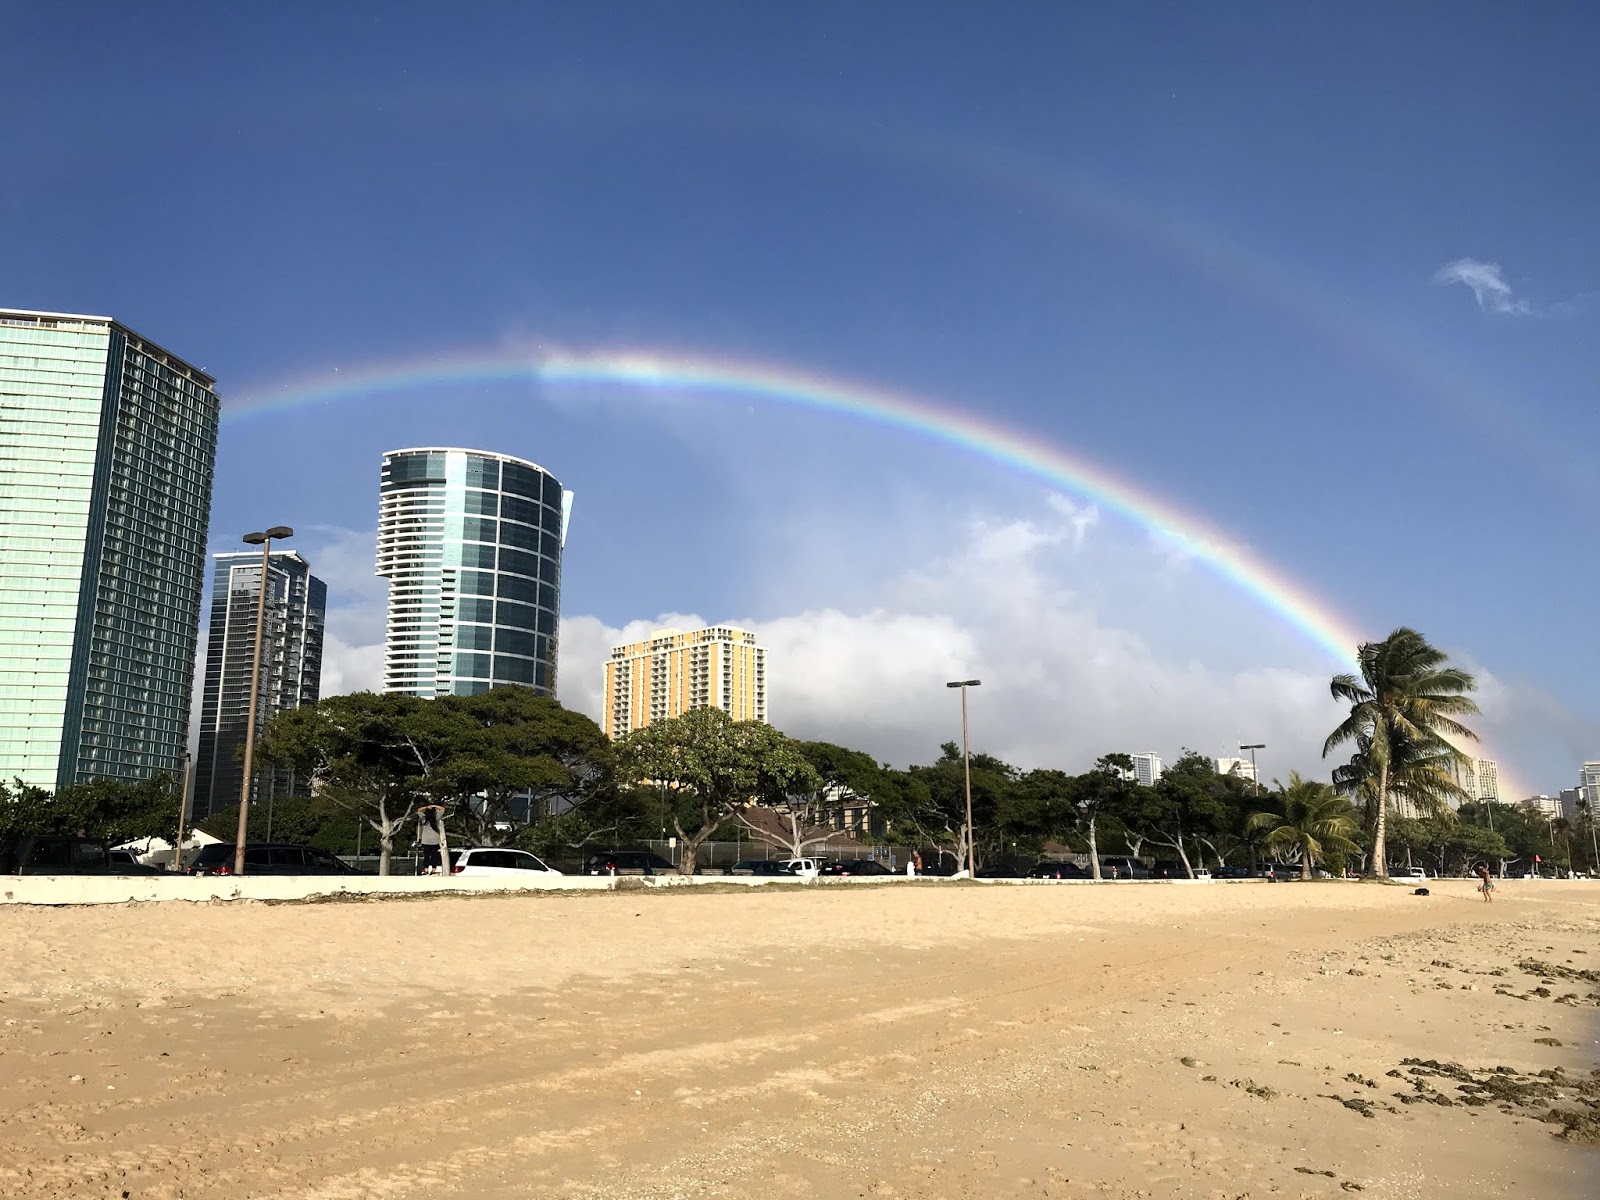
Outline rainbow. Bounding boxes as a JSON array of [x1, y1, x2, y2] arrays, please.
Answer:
[[227, 345, 1529, 794], [227, 345, 1368, 668]]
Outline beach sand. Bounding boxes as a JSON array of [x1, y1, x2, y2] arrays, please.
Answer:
[[0, 879, 1595, 1199]]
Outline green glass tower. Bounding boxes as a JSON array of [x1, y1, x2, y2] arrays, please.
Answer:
[[0, 308, 220, 791]]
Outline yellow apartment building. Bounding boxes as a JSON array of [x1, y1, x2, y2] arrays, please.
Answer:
[[603, 626, 768, 738]]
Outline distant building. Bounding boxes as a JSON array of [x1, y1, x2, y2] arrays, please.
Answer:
[[1559, 788, 1584, 822], [1451, 756, 1501, 807], [1580, 762, 1600, 811], [1120, 753, 1162, 788], [193, 552, 326, 820], [603, 626, 767, 738], [0, 308, 219, 791], [1522, 795, 1561, 820], [1216, 756, 1257, 784], [377, 448, 571, 699]]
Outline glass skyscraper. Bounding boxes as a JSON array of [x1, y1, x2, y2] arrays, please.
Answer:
[[0, 308, 219, 791], [377, 448, 572, 698], [193, 551, 327, 819]]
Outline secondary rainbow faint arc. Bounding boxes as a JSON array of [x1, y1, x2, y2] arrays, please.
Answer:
[[227, 346, 1367, 669]]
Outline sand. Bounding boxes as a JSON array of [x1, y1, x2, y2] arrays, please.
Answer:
[[0, 879, 1595, 1199]]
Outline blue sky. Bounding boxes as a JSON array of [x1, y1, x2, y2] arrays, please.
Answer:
[[4, 3, 1596, 790]]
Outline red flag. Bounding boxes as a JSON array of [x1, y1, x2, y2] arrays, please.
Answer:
[[1535, 854, 1542, 863]]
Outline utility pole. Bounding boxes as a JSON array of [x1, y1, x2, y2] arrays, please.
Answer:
[[233, 526, 293, 876], [946, 679, 982, 877]]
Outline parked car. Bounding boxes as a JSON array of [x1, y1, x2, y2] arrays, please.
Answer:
[[726, 859, 790, 876], [975, 862, 1026, 878], [778, 857, 824, 875], [2, 835, 162, 875], [1097, 856, 1152, 879], [1027, 860, 1086, 880], [583, 850, 676, 876], [1212, 865, 1253, 880], [1389, 866, 1429, 882], [819, 859, 894, 876], [450, 847, 561, 877], [186, 842, 361, 876]]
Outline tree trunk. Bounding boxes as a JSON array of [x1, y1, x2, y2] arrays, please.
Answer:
[[375, 796, 395, 876], [1368, 763, 1390, 879], [1087, 815, 1102, 881], [1175, 838, 1195, 879], [436, 808, 452, 881]]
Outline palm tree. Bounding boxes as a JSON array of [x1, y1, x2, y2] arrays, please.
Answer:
[[1248, 773, 1360, 879], [1324, 628, 1480, 879]]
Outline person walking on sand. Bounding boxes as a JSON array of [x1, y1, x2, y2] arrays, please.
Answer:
[[417, 803, 445, 875], [1475, 861, 1495, 902], [911, 850, 923, 877]]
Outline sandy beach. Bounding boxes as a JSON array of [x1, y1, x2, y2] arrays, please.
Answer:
[[1, 880, 1595, 1199]]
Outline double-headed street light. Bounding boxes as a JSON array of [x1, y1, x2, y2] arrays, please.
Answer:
[[233, 526, 293, 876], [946, 679, 982, 877], [1240, 743, 1265, 798]]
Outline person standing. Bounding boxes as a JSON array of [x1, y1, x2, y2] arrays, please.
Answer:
[[1474, 861, 1495, 902], [417, 804, 445, 875]]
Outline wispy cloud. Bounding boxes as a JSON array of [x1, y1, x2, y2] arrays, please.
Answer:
[[1433, 258, 1531, 316]]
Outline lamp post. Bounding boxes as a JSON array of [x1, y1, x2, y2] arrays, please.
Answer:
[[1239, 743, 1265, 798], [233, 526, 293, 876], [171, 749, 194, 873], [946, 679, 982, 877]]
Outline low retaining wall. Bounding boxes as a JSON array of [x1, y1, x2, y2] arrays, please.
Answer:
[[0, 870, 937, 906]]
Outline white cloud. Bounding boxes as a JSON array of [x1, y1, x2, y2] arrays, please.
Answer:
[[1044, 493, 1099, 547], [1433, 258, 1531, 316], [305, 508, 1577, 792]]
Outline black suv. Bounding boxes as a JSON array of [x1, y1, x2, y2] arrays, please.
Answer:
[[583, 850, 676, 876], [1, 835, 163, 875], [187, 842, 361, 876]]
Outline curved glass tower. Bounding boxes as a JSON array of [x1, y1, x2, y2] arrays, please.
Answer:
[[377, 448, 572, 699]]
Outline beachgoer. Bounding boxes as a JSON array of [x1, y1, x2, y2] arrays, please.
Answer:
[[417, 804, 444, 875], [912, 850, 923, 876], [1474, 861, 1494, 902]]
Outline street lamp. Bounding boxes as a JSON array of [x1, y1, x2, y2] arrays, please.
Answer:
[[946, 679, 982, 877], [1240, 743, 1265, 798], [233, 526, 293, 876]]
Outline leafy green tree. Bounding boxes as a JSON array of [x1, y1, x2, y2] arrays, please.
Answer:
[[429, 690, 614, 846], [614, 708, 819, 874], [1247, 773, 1361, 879], [904, 743, 1017, 870], [1324, 628, 1480, 878], [197, 794, 365, 855], [0, 777, 68, 837], [1116, 751, 1232, 877], [258, 692, 437, 875]]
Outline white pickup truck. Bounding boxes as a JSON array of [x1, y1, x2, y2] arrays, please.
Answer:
[[1389, 866, 1429, 882]]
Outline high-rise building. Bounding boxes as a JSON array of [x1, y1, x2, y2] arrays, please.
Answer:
[[1559, 788, 1584, 822], [0, 308, 218, 791], [1522, 795, 1561, 820], [1450, 756, 1501, 807], [1120, 753, 1162, 787], [192, 551, 326, 819], [1580, 762, 1600, 811], [603, 626, 767, 738], [1215, 756, 1257, 784], [377, 448, 571, 699]]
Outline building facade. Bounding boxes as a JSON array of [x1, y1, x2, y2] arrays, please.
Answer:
[[603, 626, 768, 738], [1131, 753, 1163, 787], [1215, 756, 1258, 784], [193, 551, 326, 819], [377, 448, 571, 699], [0, 309, 219, 791], [1452, 756, 1501, 807], [1580, 762, 1600, 812]]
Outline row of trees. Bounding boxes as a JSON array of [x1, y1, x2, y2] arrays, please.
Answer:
[[5, 627, 1591, 880]]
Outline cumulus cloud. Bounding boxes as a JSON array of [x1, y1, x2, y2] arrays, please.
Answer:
[[1433, 258, 1531, 315], [304, 509, 1571, 791], [554, 513, 1348, 777]]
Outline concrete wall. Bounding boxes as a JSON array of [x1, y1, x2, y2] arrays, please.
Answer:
[[0, 871, 933, 906]]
